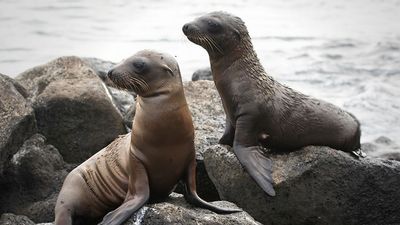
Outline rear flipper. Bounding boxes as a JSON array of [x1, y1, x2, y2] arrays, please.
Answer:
[[183, 159, 242, 214], [351, 148, 367, 158]]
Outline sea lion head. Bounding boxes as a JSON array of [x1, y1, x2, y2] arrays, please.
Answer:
[[182, 11, 251, 57], [108, 50, 181, 97]]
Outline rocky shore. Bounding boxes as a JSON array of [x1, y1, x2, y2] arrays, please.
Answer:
[[1, 56, 399, 225]]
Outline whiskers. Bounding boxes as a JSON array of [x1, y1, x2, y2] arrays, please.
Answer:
[[191, 31, 223, 54], [109, 72, 150, 94]]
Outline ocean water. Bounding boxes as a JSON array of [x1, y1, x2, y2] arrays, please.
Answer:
[[0, 0, 399, 151]]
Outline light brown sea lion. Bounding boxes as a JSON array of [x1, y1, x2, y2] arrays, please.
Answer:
[[54, 50, 240, 225], [182, 12, 364, 196]]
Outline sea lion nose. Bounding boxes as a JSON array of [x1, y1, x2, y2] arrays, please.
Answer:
[[182, 23, 191, 34]]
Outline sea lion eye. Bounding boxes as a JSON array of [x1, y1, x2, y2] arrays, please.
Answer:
[[133, 61, 146, 73], [207, 20, 221, 33]]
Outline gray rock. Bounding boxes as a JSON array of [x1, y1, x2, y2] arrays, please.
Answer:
[[183, 81, 225, 156], [82, 57, 116, 83], [204, 145, 400, 225], [26, 194, 258, 225], [192, 67, 212, 81], [0, 213, 35, 225], [179, 81, 226, 201], [83, 57, 137, 123], [0, 74, 37, 175], [16, 56, 127, 163], [0, 134, 68, 223], [123, 104, 136, 130], [123, 193, 260, 225], [106, 87, 136, 129]]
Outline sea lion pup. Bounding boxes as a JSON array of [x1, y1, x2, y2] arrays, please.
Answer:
[[183, 12, 364, 196], [54, 50, 240, 225]]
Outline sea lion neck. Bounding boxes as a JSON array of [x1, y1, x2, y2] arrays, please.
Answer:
[[137, 85, 187, 111], [210, 38, 263, 83]]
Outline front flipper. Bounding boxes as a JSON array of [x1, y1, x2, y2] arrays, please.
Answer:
[[233, 117, 276, 196], [233, 145, 275, 196], [99, 159, 150, 225], [183, 159, 241, 214]]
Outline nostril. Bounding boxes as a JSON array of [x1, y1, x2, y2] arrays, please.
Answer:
[[182, 24, 190, 33]]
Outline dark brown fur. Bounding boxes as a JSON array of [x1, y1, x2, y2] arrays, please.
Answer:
[[183, 12, 362, 196]]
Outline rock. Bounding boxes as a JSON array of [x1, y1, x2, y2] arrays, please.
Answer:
[[0, 134, 68, 223], [374, 136, 393, 145], [0, 74, 37, 176], [183, 81, 225, 155], [16, 56, 127, 163], [106, 87, 136, 129], [204, 144, 400, 225], [180, 81, 225, 201], [82, 57, 116, 83], [23, 194, 259, 225], [123, 193, 260, 225], [0, 213, 35, 225], [192, 67, 212, 81], [83, 57, 137, 123], [123, 104, 136, 130]]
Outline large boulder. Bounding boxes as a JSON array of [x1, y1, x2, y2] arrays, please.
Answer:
[[16, 57, 127, 163], [0, 134, 68, 223], [204, 145, 400, 225], [184, 81, 225, 154], [0, 74, 36, 175], [83, 57, 136, 127], [123, 193, 260, 225]]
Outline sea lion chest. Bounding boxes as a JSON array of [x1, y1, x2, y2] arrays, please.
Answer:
[[132, 100, 195, 200]]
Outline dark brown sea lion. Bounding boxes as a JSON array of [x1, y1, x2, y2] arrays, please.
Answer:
[[54, 50, 239, 225], [183, 12, 364, 196]]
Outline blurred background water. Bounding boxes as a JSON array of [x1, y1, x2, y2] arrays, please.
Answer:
[[0, 0, 399, 151]]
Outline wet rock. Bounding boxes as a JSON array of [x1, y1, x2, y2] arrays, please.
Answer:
[[192, 67, 212, 81], [0, 74, 37, 175], [16, 57, 126, 163], [123, 193, 260, 225], [204, 144, 400, 225], [0, 134, 68, 223], [0, 213, 35, 225]]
